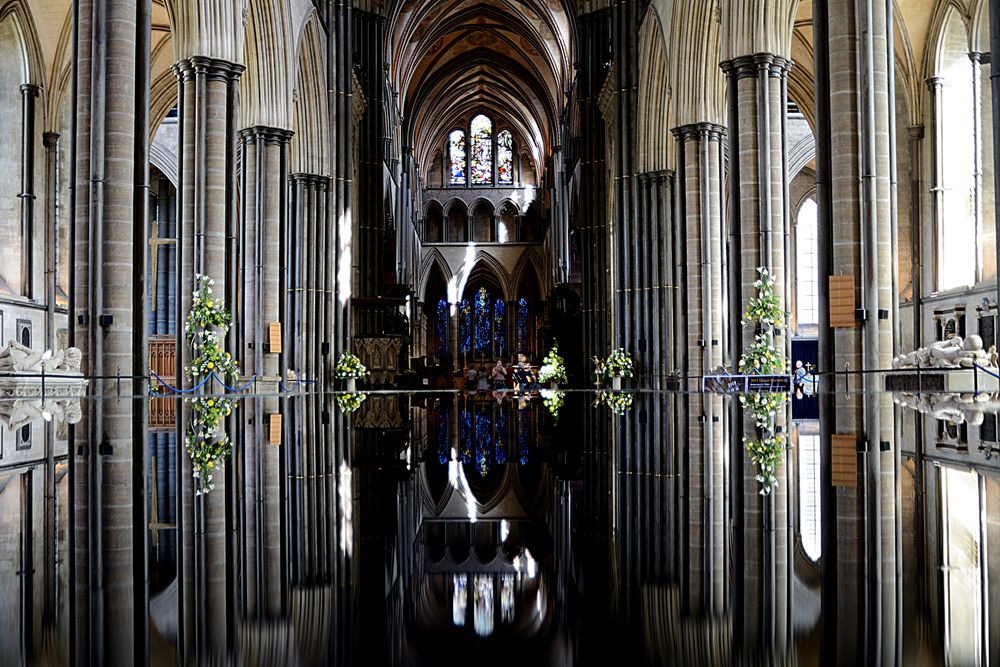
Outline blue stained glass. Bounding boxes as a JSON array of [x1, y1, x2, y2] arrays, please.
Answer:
[[518, 408, 529, 465], [436, 299, 449, 353], [437, 407, 450, 464], [494, 299, 505, 359], [475, 287, 492, 355], [476, 410, 492, 477], [459, 299, 472, 355], [517, 298, 529, 354], [460, 408, 473, 464], [494, 408, 507, 464]]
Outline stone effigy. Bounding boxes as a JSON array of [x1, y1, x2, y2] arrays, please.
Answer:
[[0, 397, 83, 431], [893, 391, 998, 427], [892, 335, 996, 370], [0, 341, 87, 398]]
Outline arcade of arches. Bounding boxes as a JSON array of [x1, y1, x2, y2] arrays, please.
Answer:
[[3, 0, 1000, 664]]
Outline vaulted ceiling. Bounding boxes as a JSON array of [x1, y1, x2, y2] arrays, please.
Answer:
[[386, 0, 573, 179]]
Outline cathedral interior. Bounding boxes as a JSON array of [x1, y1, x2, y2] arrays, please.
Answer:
[[2, 0, 1000, 664]]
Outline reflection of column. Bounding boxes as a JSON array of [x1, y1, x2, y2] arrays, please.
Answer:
[[672, 123, 726, 616]]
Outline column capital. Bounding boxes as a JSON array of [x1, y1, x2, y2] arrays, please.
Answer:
[[290, 172, 331, 188], [173, 56, 245, 82], [720, 53, 791, 79], [42, 131, 59, 147], [671, 122, 727, 142], [238, 125, 293, 144], [19, 83, 39, 97], [925, 76, 944, 91], [908, 125, 925, 140]]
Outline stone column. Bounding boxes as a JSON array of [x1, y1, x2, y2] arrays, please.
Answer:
[[19, 83, 38, 299], [173, 54, 243, 659], [238, 125, 291, 618], [815, 0, 899, 663], [672, 123, 726, 617], [72, 0, 145, 662]]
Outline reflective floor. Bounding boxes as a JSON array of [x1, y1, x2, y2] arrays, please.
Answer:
[[0, 387, 993, 664]]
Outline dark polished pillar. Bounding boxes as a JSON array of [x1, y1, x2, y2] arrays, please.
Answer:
[[19, 83, 38, 299]]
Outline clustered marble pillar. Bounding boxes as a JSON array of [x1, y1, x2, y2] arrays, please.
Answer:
[[672, 123, 727, 617], [722, 52, 793, 654]]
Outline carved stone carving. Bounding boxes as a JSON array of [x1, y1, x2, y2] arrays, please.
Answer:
[[0, 341, 88, 397], [0, 340, 83, 373], [893, 392, 999, 427], [891, 335, 996, 370], [0, 398, 83, 431]]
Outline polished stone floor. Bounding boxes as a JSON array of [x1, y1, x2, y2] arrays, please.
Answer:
[[0, 387, 991, 664]]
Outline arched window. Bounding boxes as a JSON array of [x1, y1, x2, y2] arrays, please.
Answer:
[[425, 202, 443, 242], [795, 197, 819, 327], [798, 430, 821, 561], [470, 114, 493, 185], [493, 298, 506, 359], [436, 298, 449, 353], [516, 298, 530, 354], [937, 10, 977, 289], [449, 129, 467, 185], [447, 202, 467, 243], [459, 298, 472, 355], [0, 17, 26, 296], [497, 129, 514, 184], [474, 286, 492, 355]]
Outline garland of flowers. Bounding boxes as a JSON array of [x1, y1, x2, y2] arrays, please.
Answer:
[[334, 351, 369, 380], [185, 274, 240, 496], [537, 340, 568, 385], [739, 266, 788, 495]]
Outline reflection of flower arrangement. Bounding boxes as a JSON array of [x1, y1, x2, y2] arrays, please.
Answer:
[[540, 389, 565, 420], [738, 334, 785, 375], [744, 434, 787, 495], [739, 392, 786, 429], [537, 341, 568, 385], [604, 348, 634, 378], [596, 391, 633, 416], [334, 352, 368, 380], [335, 392, 367, 414], [184, 273, 241, 495], [743, 267, 786, 329]]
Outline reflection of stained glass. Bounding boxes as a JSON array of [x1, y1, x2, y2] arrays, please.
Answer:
[[500, 574, 515, 623], [437, 407, 450, 464], [476, 409, 491, 477], [494, 299, 505, 359], [470, 114, 493, 184], [460, 408, 473, 464], [517, 298, 529, 354], [495, 407, 507, 464], [518, 408, 529, 465], [459, 299, 471, 355], [497, 130, 513, 184], [436, 299, 449, 353], [453, 575, 467, 626], [473, 575, 494, 637], [475, 287, 492, 355], [449, 129, 466, 184]]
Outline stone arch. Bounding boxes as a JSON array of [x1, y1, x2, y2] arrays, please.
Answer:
[[445, 198, 468, 243], [419, 249, 453, 303], [470, 198, 495, 243], [291, 12, 328, 176], [637, 5, 672, 173], [0, 0, 43, 87], [423, 199, 444, 243], [468, 251, 513, 302], [511, 250, 545, 301]]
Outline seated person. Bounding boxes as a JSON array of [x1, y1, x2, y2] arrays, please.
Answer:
[[512, 354, 537, 392], [476, 365, 491, 392], [465, 366, 478, 390], [490, 359, 509, 389]]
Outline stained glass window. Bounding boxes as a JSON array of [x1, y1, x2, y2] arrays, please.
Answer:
[[475, 287, 492, 355], [517, 408, 530, 465], [459, 299, 472, 355], [460, 407, 473, 464], [494, 407, 507, 465], [437, 407, 450, 465], [497, 130, 513, 184], [475, 409, 491, 477], [493, 299, 505, 359], [436, 299, 449, 353], [449, 129, 466, 185], [470, 114, 493, 184], [517, 298, 529, 354]]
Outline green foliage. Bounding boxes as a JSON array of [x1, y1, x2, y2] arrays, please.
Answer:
[[540, 389, 565, 420], [738, 334, 785, 375], [335, 352, 369, 380], [336, 392, 368, 414], [596, 391, 634, 416], [739, 391, 786, 429], [742, 266, 786, 329], [604, 348, 634, 378], [537, 340, 568, 384], [744, 434, 787, 495]]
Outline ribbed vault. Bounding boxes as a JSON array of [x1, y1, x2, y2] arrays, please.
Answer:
[[386, 0, 572, 181]]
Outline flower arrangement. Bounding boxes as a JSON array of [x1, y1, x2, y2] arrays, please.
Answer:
[[540, 389, 565, 420], [743, 266, 786, 329], [738, 334, 785, 375], [604, 348, 634, 378], [334, 352, 369, 380], [184, 274, 241, 495], [738, 265, 788, 494], [185, 275, 239, 381], [744, 434, 787, 495], [336, 392, 367, 414], [537, 341, 568, 385], [596, 391, 634, 416]]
